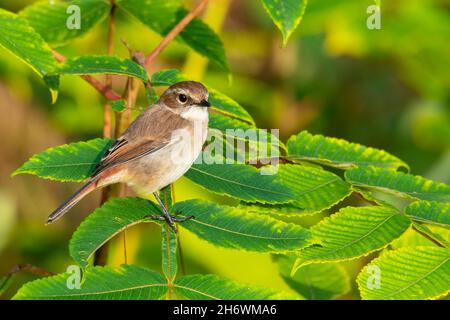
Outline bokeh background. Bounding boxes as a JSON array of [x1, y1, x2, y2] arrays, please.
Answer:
[[0, 0, 449, 299]]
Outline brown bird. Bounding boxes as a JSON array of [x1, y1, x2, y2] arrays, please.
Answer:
[[47, 81, 210, 233]]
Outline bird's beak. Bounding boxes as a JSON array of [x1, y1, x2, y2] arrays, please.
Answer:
[[197, 100, 211, 107]]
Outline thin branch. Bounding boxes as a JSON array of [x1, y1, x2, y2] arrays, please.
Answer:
[[144, 0, 209, 68], [103, 1, 117, 138]]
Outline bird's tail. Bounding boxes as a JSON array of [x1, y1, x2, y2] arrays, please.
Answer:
[[46, 179, 98, 224]]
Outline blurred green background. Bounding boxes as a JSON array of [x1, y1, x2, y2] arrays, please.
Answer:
[[0, 0, 449, 299]]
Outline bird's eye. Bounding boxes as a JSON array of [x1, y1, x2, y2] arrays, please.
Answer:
[[178, 94, 188, 104]]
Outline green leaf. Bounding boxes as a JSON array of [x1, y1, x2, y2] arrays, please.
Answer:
[[405, 201, 450, 227], [391, 225, 450, 249], [206, 127, 285, 164], [110, 99, 126, 112], [273, 164, 352, 213], [185, 158, 294, 204], [55, 56, 148, 82], [19, 0, 110, 47], [0, 274, 15, 297], [293, 206, 411, 269], [412, 223, 450, 248], [287, 131, 408, 170], [245, 164, 351, 216], [69, 197, 160, 268], [0, 8, 59, 102], [345, 166, 450, 202], [13, 138, 113, 182], [357, 246, 450, 300], [173, 199, 312, 252], [274, 254, 350, 300], [260, 0, 308, 46], [13, 265, 168, 300], [117, 0, 229, 71], [152, 69, 254, 124], [174, 274, 299, 300]]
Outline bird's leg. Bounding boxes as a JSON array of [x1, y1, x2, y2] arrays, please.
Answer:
[[152, 192, 178, 233]]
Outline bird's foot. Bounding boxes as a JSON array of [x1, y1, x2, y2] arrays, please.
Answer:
[[143, 214, 195, 233]]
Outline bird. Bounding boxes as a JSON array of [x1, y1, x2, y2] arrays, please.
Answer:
[[46, 81, 210, 233]]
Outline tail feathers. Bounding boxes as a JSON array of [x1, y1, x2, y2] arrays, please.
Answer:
[[46, 179, 98, 224]]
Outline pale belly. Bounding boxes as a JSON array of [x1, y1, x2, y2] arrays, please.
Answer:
[[124, 124, 207, 196]]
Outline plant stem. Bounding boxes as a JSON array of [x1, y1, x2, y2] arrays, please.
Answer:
[[94, 2, 117, 266]]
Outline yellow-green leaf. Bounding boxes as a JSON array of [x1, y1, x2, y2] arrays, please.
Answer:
[[293, 206, 411, 270], [357, 246, 450, 300], [287, 131, 408, 170], [345, 166, 450, 202]]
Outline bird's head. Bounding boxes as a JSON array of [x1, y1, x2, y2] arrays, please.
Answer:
[[159, 81, 210, 120]]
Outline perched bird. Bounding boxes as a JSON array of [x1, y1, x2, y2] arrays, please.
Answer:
[[47, 81, 210, 233]]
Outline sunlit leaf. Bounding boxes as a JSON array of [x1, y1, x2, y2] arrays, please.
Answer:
[[287, 131, 408, 170], [274, 164, 351, 213], [173, 199, 312, 252], [274, 254, 350, 300], [0, 8, 59, 101], [293, 206, 411, 269], [174, 274, 299, 300], [260, 0, 308, 46], [19, 0, 110, 47], [56, 55, 148, 82], [13, 265, 168, 300], [69, 198, 161, 268], [345, 166, 450, 202], [117, 0, 229, 71], [186, 157, 294, 204], [357, 246, 450, 300], [12, 138, 113, 182], [405, 201, 450, 227]]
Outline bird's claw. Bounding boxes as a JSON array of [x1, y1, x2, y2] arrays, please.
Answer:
[[143, 213, 195, 234]]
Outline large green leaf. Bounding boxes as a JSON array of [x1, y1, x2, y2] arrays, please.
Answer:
[[173, 200, 312, 252], [69, 197, 161, 268], [345, 166, 450, 202], [293, 206, 411, 270], [273, 164, 351, 213], [19, 0, 110, 47], [274, 254, 350, 300], [391, 225, 450, 249], [0, 8, 59, 101], [260, 0, 308, 46], [13, 265, 168, 300], [13, 138, 113, 182], [117, 0, 229, 71], [56, 55, 148, 82], [228, 164, 351, 216], [357, 246, 450, 300], [174, 274, 299, 300], [287, 131, 408, 170], [152, 69, 254, 124], [205, 127, 285, 164], [185, 159, 294, 204], [405, 201, 450, 227]]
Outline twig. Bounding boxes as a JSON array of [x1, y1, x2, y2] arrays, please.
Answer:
[[144, 0, 209, 68]]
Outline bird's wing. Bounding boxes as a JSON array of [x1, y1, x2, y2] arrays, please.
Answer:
[[91, 137, 172, 177]]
